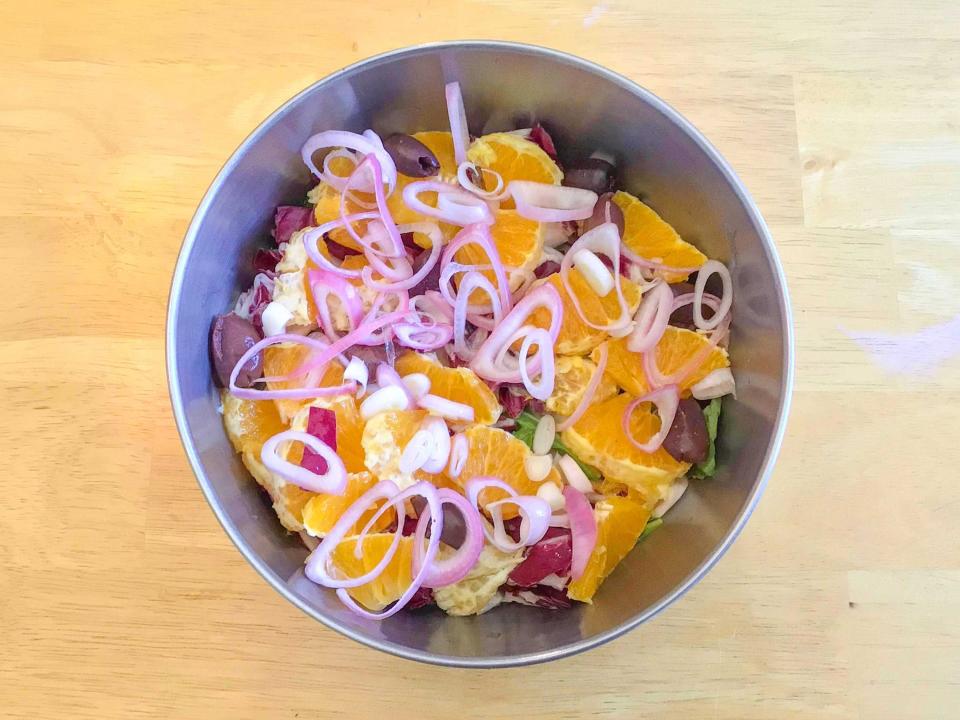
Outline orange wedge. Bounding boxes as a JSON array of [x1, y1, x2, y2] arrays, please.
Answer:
[[331, 534, 414, 612], [612, 191, 707, 282], [287, 395, 366, 474], [394, 352, 502, 426], [262, 343, 348, 424], [453, 425, 562, 519], [567, 495, 651, 603], [454, 210, 543, 295], [546, 355, 619, 416], [529, 271, 642, 355], [595, 329, 730, 399], [560, 393, 689, 501], [467, 132, 563, 188], [301, 471, 394, 537], [221, 390, 286, 456], [386, 131, 459, 245]]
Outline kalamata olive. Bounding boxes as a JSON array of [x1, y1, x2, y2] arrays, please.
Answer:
[[562, 158, 616, 194], [581, 192, 625, 236], [382, 133, 441, 177], [411, 496, 467, 549], [662, 398, 709, 463], [210, 313, 262, 388], [669, 281, 717, 329], [668, 282, 696, 329]]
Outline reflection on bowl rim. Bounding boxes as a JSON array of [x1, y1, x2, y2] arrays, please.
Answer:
[[165, 40, 795, 668]]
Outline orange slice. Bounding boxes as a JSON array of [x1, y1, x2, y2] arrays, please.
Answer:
[[262, 343, 348, 423], [453, 425, 562, 519], [386, 131, 459, 245], [221, 390, 286, 456], [287, 395, 366, 474], [612, 191, 707, 282], [240, 449, 314, 533], [394, 352, 502, 426], [331, 534, 414, 612], [595, 329, 730, 399], [454, 210, 543, 296], [529, 271, 642, 355], [546, 355, 619, 416], [312, 184, 368, 252], [301, 471, 394, 537], [567, 495, 651, 603], [467, 133, 563, 188], [560, 394, 689, 500]]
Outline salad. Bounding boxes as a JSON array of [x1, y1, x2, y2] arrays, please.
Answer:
[[210, 82, 735, 618]]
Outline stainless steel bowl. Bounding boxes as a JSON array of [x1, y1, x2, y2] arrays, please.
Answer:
[[167, 41, 793, 667]]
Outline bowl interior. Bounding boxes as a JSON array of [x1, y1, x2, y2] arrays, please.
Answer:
[[168, 42, 791, 667]]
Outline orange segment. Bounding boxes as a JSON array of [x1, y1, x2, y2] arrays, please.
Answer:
[[287, 395, 366, 474], [241, 449, 314, 533], [612, 191, 707, 281], [595, 329, 730, 399], [262, 344, 348, 424], [567, 495, 651, 603], [361, 409, 452, 490], [454, 425, 562, 519], [312, 183, 368, 251], [221, 391, 315, 532], [221, 390, 286, 455], [467, 133, 563, 188], [560, 394, 689, 500], [529, 272, 642, 355], [331, 534, 414, 612], [386, 131, 459, 245], [301, 471, 394, 537], [394, 352, 502, 426], [546, 355, 619, 416], [454, 210, 543, 295]]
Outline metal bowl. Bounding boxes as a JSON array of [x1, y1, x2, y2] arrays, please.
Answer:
[[167, 41, 793, 667]]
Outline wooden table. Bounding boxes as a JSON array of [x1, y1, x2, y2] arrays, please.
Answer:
[[4, 2, 959, 717]]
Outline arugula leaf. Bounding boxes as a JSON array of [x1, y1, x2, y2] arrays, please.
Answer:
[[512, 410, 602, 483], [690, 398, 722, 479], [638, 517, 663, 542]]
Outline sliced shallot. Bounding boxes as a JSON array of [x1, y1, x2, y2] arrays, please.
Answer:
[[413, 488, 484, 587], [560, 222, 631, 333], [508, 181, 598, 223], [445, 81, 470, 166], [693, 260, 733, 331], [626, 280, 673, 353], [402, 181, 494, 226], [447, 433, 469, 478], [261, 430, 347, 495], [622, 384, 680, 453], [562, 485, 598, 581], [300, 129, 397, 195], [343, 356, 369, 397], [464, 477, 551, 552], [471, 283, 563, 384], [418, 393, 475, 423], [359, 384, 411, 419]]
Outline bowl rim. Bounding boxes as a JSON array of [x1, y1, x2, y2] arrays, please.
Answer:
[[166, 39, 795, 668]]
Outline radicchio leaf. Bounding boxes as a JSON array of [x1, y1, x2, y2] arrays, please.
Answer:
[[301, 406, 337, 474], [273, 205, 314, 245]]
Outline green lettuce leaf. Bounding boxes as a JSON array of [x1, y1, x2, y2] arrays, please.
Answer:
[[638, 516, 663, 542], [512, 410, 602, 483], [690, 398, 722, 479]]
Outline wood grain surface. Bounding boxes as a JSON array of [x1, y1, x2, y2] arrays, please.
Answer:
[[3, 1, 959, 718]]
